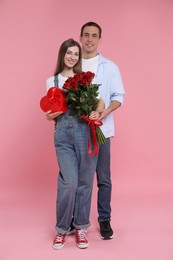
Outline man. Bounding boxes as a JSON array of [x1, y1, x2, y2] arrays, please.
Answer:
[[79, 22, 125, 240]]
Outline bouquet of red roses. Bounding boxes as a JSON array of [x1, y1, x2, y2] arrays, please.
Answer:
[[63, 71, 106, 154]]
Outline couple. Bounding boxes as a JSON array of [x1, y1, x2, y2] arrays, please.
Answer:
[[45, 21, 125, 249]]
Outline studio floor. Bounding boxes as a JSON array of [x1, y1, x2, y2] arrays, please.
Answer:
[[1, 178, 172, 260]]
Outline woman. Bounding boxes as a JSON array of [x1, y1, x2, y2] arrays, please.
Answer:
[[45, 39, 104, 249]]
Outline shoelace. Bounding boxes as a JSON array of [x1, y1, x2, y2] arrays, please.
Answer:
[[76, 229, 87, 241], [55, 233, 64, 243]]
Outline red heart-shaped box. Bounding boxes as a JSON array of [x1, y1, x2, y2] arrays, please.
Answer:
[[40, 87, 68, 113]]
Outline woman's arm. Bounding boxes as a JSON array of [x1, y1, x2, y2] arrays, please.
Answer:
[[45, 110, 63, 121]]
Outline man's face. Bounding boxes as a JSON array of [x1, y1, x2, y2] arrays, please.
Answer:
[[80, 26, 101, 55]]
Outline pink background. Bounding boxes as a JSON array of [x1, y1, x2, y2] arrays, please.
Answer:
[[0, 0, 173, 259]]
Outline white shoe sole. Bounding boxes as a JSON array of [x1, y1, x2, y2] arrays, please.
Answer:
[[100, 233, 114, 240], [76, 243, 89, 249], [52, 243, 65, 250]]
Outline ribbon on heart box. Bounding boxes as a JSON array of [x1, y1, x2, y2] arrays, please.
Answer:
[[40, 87, 68, 113]]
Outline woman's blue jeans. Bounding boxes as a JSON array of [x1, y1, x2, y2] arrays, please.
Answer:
[[54, 111, 98, 234]]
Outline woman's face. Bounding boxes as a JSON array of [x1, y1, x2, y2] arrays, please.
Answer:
[[64, 46, 80, 68]]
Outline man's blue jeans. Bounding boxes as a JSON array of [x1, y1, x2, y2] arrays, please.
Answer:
[[96, 138, 112, 222], [54, 111, 98, 234]]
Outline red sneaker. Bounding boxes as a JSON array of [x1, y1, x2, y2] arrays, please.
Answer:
[[52, 233, 66, 249], [76, 229, 89, 249]]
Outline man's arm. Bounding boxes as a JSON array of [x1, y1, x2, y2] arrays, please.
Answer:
[[98, 100, 121, 121], [96, 98, 105, 113]]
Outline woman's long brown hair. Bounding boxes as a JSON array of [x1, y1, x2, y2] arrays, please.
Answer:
[[54, 38, 82, 76]]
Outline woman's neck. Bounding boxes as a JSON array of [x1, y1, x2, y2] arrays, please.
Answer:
[[61, 68, 75, 78]]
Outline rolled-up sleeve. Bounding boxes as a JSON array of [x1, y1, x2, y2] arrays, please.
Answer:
[[110, 64, 125, 105]]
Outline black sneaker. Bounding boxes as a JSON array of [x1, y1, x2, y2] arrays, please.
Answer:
[[99, 221, 114, 240], [66, 218, 75, 235]]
